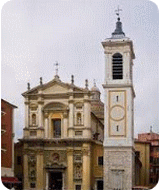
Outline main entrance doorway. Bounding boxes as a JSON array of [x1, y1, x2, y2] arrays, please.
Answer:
[[49, 172, 62, 190]]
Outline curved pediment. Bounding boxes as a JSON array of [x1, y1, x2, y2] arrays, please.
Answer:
[[43, 102, 67, 111]]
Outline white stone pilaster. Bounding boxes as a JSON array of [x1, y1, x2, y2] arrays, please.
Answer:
[[38, 99, 44, 128], [24, 98, 29, 128], [84, 95, 91, 128], [63, 112, 68, 138], [105, 53, 112, 82], [46, 171, 49, 190], [69, 97, 74, 128], [44, 112, 49, 138], [123, 51, 130, 82]]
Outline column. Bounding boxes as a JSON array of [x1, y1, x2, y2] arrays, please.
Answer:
[[44, 112, 49, 138], [62, 172, 65, 190], [105, 53, 112, 82], [38, 97, 44, 128], [84, 95, 91, 128], [123, 51, 130, 81], [38, 104, 43, 128], [23, 153, 29, 189], [68, 95, 74, 137], [82, 143, 91, 190], [69, 97, 74, 127], [36, 151, 44, 189], [67, 147, 74, 190], [24, 98, 29, 128], [48, 114, 52, 138], [84, 95, 91, 138], [63, 111, 68, 138], [46, 171, 49, 190]]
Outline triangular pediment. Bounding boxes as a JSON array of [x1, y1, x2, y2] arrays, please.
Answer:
[[42, 82, 69, 94], [22, 78, 86, 97]]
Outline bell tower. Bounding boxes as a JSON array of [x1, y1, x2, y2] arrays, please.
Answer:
[[102, 9, 135, 190]]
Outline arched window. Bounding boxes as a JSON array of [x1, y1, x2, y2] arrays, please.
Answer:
[[32, 114, 36, 125], [112, 53, 123, 80], [77, 113, 82, 125]]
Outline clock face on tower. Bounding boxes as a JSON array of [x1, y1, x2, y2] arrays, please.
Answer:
[[110, 105, 125, 121], [108, 90, 126, 137]]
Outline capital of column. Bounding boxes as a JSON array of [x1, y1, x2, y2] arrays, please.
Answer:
[[83, 98, 90, 103], [24, 101, 30, 105], [67, 148, 74, 155], [82, 147, 90, 156], [36, 149, 44, 155], [63, 111, 68, 118], [38, 100, 44, 105], [44, 112, 49, 118], [68, 99, 74, 104]]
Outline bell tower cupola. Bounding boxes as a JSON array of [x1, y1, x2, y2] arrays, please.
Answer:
[[102, 7, 135, 87], [112, 17, 125, 38]]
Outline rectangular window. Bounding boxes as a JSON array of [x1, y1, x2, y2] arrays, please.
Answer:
[[17, 156, 22, 165], [53, 119, 61, 138], [97, 180, 103, 190], [30, 183, 36, 188], [112, 53, 123, 80], [75, 185, 81, 190], [98, 156, 103, 166]]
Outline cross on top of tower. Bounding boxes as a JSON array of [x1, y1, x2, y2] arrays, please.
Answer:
[[54, 62, 59, 75], [93, 79, 96, 87], [112, 6, 125, 38], [115, 5, 122, 19], [54, 61, 60, 79]]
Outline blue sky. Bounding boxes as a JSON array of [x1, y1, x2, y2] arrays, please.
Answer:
[[1, 0, 159, 141]]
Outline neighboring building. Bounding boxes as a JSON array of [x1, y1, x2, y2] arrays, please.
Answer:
[[137, 131, 159, 186], [14, 142, 23, 189], [18, 75, 104, 190], [134, 140, 150, 186], [1, 99, 20, 188], [102, 13, 135, 189]]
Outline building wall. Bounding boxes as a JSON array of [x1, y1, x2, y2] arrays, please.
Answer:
[[91, 143, 103, 189], [138, 133, 159, 142], [136, 132, 159, 185], [103, 147, 134, 190], [1, 99, 17, 179], [14, 142, 23, 182], [1, 100, 13, 169], [135, 142, 150, 186]]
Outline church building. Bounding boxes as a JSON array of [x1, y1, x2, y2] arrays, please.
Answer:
[[15, 9, 138, 190], [19, 73, 104, 190]]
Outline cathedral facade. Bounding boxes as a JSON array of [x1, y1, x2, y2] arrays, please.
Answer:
[[20, 75, 104, 190]]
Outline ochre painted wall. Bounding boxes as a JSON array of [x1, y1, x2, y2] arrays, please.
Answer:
[[135, 142, 150, 186]]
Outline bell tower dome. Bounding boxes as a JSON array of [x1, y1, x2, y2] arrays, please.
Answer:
[[102, 8, 135, 190]]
